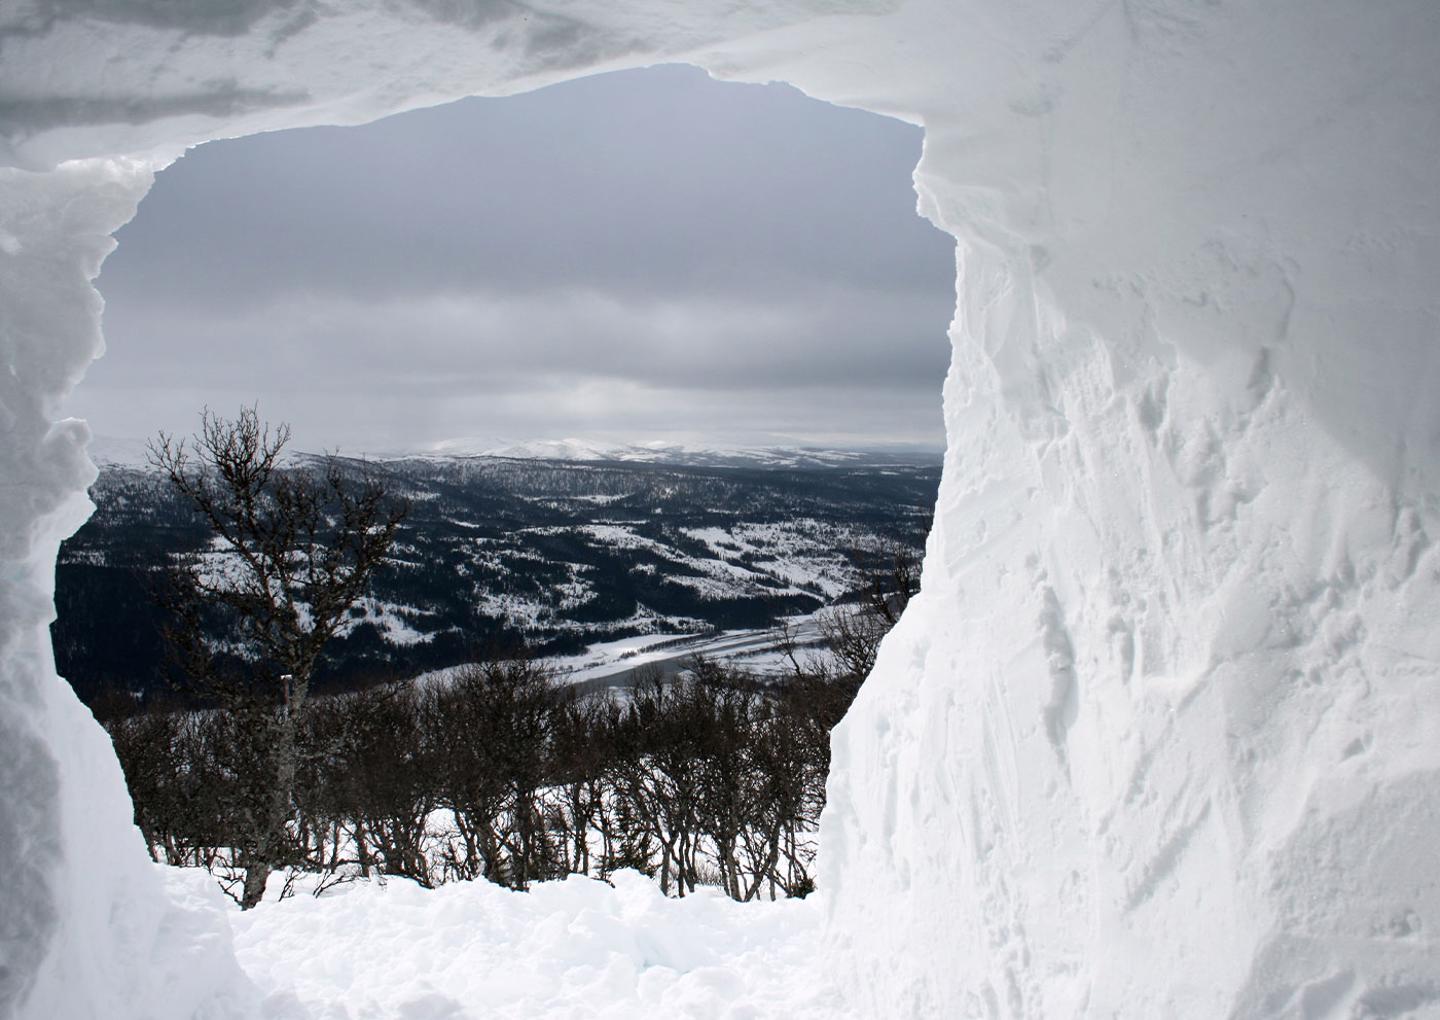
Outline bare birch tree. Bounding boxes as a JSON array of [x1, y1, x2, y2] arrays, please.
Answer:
[[149, 406, 406, 908]]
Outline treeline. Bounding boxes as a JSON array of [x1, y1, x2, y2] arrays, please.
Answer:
[[107, 657, 860, 903]]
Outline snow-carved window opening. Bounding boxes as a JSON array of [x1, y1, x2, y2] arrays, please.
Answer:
[[55, 64, 956, 711], [56, 61, 956, 693], [6, 4, 1438, 1017], [33, 62, 960, 1010]]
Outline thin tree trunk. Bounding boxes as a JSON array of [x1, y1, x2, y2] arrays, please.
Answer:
[[240, 859, 270, 910]]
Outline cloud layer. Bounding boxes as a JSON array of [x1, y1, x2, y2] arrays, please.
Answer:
[[76, 65, 955, 452]]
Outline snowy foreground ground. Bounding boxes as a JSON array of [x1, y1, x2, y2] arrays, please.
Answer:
[[209, 868, 842, 1019]]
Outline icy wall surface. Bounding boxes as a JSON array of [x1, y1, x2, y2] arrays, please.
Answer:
[[3, 0, 1439, 1017]]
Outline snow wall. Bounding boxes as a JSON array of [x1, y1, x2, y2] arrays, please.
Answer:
[[2, 1, 1438, 1017]]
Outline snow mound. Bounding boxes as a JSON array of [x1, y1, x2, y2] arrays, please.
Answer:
[[231, 872, 839, 1020]]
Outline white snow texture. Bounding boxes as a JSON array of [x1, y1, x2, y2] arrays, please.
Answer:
[[2, 1, 1438, 1017], [229, 869, 842, 1019]]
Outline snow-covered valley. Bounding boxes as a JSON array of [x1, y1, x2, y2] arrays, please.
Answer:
[[54, 452, 933, 704]]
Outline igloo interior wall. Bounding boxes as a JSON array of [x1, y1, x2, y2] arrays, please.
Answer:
[[2, 2, 1438, 1018]]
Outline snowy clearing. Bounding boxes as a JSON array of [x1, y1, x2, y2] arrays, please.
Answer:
[[229, 870, 843, 1020]]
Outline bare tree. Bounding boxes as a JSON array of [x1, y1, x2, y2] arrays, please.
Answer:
[[817, 547, 919, 679], [149, 406, 407, 908], [427, 658, 563, 890]]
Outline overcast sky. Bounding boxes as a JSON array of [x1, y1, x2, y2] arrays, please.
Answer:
[[72, 64, 954, 455]]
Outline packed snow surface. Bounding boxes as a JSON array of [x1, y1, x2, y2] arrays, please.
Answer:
[[229, 871, 839, 1020], [3, 0, 1440, 1018]]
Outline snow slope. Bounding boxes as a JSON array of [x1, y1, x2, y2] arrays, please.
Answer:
[[3, 1, 1439, 1018], [230, 870, 841, 1020]]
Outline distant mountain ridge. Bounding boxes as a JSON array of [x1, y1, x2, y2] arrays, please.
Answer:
[[424, 437, 943, 470], [86, 435, 943, 472]]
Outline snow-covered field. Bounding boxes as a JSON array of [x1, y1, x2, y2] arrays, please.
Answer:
[[547, 615, 824, 685], [226, 870, 840, 1020]]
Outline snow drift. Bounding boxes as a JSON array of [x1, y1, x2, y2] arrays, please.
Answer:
[[230, 869, 840, 1019], [2, 0, 1438, 1017]]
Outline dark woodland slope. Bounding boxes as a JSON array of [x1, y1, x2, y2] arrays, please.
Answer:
[[54, 453, 939, 705]]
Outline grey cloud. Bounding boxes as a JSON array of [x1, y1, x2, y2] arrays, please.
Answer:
[[77, 64, 954, 452], [101, 65, 951, 304], [92, 284, 947, 392]]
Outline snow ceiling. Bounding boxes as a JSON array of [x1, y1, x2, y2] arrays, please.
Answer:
[[2, 0, 1438, 1016]]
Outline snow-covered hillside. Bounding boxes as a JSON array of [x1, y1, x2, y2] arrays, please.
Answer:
[[54, 456, 933, 702], [3, 1, 1438, 1019]]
